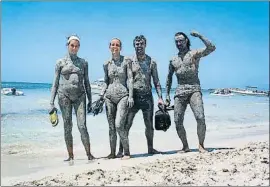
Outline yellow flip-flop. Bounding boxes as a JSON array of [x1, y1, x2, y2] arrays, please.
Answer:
[[49, 108, 59, 127]]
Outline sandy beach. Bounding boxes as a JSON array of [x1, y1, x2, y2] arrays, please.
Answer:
[[2, 134, 269, 186], [2, 84, 269, 186]]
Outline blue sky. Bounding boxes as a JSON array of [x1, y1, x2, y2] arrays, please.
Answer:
[[1, 2, 269, 89]]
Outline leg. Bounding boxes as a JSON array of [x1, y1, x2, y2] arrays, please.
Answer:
[[58, 94, 74, 161], [142, 96, 159, 154], [105, 98, 117, 159], [190, 92, 207, 153], [174, 96, 190, 152], [115, 96, 130, 159], [117, 106, 139, 157], [73, 94, 95, 160]]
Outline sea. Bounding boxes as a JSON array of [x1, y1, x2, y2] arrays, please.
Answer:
[[1, 82, 269, 178]]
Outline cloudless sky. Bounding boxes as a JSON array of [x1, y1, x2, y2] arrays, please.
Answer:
[[1, 1, 269, 89]]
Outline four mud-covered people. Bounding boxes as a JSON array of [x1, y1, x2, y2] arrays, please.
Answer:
[[50, 35, 95, 161], [50, 31, 216, 160]]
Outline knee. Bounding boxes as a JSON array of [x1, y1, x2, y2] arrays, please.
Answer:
[[115, 116, 126, 128], [195, 115, 205, 125], [78, 125, 88, 135], [109, 124, 116, 133], [174, 116, 184, 126], [175, 119, 184, 130]]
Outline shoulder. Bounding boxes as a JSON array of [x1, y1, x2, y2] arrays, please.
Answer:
[[123, 56, 132, 64], [103, 60, 111, 68], [170, 56, 179, 65], [170, 55, 178, 62], [104, 60, 111, 66], [146, 54, 156, 66], [189, 49, 199, 56], [56, 57, 66, 68], [78, 57, 89, 68]]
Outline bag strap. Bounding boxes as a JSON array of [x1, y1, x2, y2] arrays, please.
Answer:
[[158, 103, 174, 112]]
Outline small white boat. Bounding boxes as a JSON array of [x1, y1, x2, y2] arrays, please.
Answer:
[[1, 88, 24, 96], [211, 93, 234, 96], [230, 86, 268, 96], [211, 88, 234, 96]]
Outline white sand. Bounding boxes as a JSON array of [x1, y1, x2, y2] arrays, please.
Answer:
[[2, 134, 269, 186]]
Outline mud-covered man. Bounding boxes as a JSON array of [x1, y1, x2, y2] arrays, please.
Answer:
[[165, 31, 216, 153], [117, 35, 164, 156]]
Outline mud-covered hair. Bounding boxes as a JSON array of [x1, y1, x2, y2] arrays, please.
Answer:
[[66, 34, 80, 46], [175, 32, 190, 49], [133, 35, 147, 47], [109, 38, 122, 48]]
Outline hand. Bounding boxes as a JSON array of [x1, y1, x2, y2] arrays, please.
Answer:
[[127, 97, 134, 108], [99, 95, 104, 101], [158, 98, 164, 105], [190, 30, 200, 37], [49, 104, 56, 114], [87, 102, 92, 113], [165, 96, 171, 107]]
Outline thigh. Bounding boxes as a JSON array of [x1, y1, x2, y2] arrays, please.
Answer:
[[174, 96, 188, 121], [105, 98, 117, 122], [116, 96, 129, 122], [73, 93, 87, 127], [58, 93, 72, 122], [126, 105, 139, 129], [189, 92, 205, 120]]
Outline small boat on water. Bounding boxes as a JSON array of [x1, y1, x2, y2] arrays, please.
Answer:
[[1, 88, 24, 96], [230, 86, 268, 97], [210, 88, 234, 96]]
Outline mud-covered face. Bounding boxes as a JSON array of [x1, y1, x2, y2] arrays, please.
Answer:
[[134, 39, 146, 55], [68, 39, 80, 55], [109, 39, 121, 55], [175, 34, 187, 51]]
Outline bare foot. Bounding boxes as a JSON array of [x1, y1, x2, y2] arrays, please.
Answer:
[[106, 153, 116, 159], [116, 151, 123, 158], [148, 148, 161, 155], [64, 157, 74, 162], [177, 147, 191, 153], [121, 155, 131, 160], [88, 154, 95, 160], [199, 145, 208, 153]]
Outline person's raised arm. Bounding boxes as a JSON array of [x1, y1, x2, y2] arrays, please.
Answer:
[[191, 31, 216, 59]]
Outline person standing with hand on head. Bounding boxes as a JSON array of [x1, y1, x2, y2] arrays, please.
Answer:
[[49, 34, 95, 161], [165, 31, 216, 153]]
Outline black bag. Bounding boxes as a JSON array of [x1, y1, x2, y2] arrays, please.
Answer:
[[155, 104, 173, 132]]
